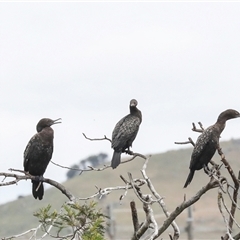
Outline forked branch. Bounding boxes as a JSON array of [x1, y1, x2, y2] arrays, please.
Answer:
[[0, 169, 75, 201]]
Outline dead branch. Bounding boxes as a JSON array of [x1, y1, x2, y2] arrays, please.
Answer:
[[130, 201, 140, 232], [141, 157, 180, 240], [156, 177, 219, 238], [78, 179, 146, 201], [192, 122, 204, 133], [51, 151, 145, 174], [142, 195, 158, 240], [2, 224, 42, 240], [119, 182, 130, 202], [51, 160, 83, 172], [217, 146, 240, 239], [174, 137, 195, 147], [82, 132, 112, 143], [175, 122, 204, 146], [129, 157, 180, 240], [127, 171, 158, 240], [218, 191, 235, 240], [226, 185, 240, 211], [0, 169, 75, 201], [220, 191, 240, 229], [83, 133, 146, 170], [217, 146, 239, 186]]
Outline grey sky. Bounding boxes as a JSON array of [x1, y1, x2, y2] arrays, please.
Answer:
[[1, 2, 240, 204]]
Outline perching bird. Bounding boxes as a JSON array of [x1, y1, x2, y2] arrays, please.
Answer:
[[184, 109, 240, 188], [111, 99, 142, 169], [24, 118, 61, 200]]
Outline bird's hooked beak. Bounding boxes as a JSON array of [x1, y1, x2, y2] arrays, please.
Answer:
[[130, 100, 138, 107], [52, 118, 62, 125], [232, 111, 240, 119]]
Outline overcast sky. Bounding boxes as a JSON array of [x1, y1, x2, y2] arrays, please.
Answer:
[[1, 2, 240, 204]]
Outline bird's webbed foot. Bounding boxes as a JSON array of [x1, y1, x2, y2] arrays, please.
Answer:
[[124, 148, 133, 155], [203, 164, 211, 175]]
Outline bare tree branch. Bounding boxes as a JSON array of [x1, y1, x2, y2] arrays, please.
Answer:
[[83, 133, 146, 170], [142, 195, 158, 240], [217, 146, 240, 239], [51, 151, 145, 174], [78, 179, 146, 201], [141, 157, 180, 239], [130, 194, 158, 240], [175, 121, 205, 147], [220, 191, 240, 229], [82, 132, 112, 143], [156, 178, 219, 238], [119, 182, 130, 202], [174, 137, 195, 147], [218, 191, 235, 240], [130, 201, 140, 232], [2, 126, 240, 240], [192, 122, 204, 133], [51, 160, 83, 172], [1, 224, 42, 240], [0, 169, 75, 201], [128, 172, 152, 205]]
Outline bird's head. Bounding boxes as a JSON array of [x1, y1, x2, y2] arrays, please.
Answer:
[[36, 118, 61, 132], [217, 109, 240, 123], [130, 99, 138, 107]]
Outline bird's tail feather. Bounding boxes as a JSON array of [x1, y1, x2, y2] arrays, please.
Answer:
[[111, 151, 121, 169], [32, 180, 44, 200], [183, 170, 195, 188]]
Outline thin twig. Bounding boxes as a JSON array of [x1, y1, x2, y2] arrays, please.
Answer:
[[217, 146, 240, 237], [51, 151, 145, 173], [218, 191, 234, 240], [174, 137, 195, 147], [77, 180, 145, 201], [141, 157, 180, 239], [192, 122, 204, 133], [51, 161, 83, 172], [82, 133, 112, 143], [2, 224, 42, 240]]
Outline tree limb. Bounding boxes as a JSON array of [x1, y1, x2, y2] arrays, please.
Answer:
[[156, 178, 219, 238], [0, 169, 75, 201], [82, 132, 112, 143], [141, 157, 180, 239], [217, 146, 240, 239]]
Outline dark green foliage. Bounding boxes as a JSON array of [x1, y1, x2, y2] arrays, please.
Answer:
[[34, 201, 106, 239]]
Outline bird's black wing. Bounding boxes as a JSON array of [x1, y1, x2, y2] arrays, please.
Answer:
[[190, 127, 218, 170], [112, 114, 141, 150], [23, 134, 40, 172], [23, 134, 53, 174]]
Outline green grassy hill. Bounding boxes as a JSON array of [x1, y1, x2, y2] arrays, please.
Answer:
[[1, 139, 240, 239]]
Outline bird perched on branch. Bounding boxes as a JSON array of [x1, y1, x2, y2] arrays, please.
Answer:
[[184, 109, 240, 188], [24, 118, 61, 200], [111, 99, 142, 169]]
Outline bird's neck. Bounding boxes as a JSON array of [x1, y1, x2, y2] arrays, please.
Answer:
[[39, 127, 54, 143], [130, 106, 142, 122], [130, 106, 139, 114], [214, 121, 226, 135]]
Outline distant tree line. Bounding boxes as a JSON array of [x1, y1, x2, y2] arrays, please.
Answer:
[[66, 153, 108, 179]]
